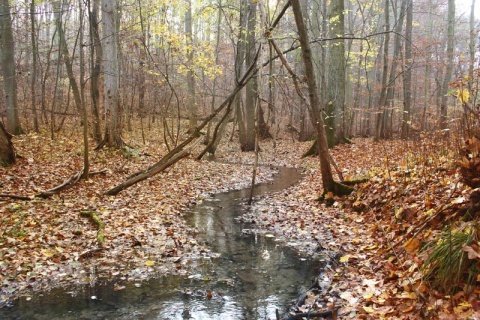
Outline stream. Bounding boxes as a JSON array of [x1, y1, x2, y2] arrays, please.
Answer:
[[0, 166, 318, 320]]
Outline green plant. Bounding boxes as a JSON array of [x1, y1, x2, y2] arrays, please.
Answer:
[[422, 223, 478, 293]]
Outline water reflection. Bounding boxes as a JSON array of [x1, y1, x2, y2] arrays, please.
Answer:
[[0, 167, 317, 320]]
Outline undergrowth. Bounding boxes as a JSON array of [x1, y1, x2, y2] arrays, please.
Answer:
[[422, 222, 479, 294]]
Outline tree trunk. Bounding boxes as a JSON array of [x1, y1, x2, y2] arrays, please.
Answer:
[[79, 0, 89, 179], [469, 0, 476, 83], [290, 0, 342, 195], [325, 0, 346, 147], [102, 0, 122, 148], [402, 0, 413, 139], [0, 0, 23, 135], [30, 0, 39, 132], [440, 0, 455, 130], [88, 0, 102, 143], [235, 0, 248, 149], [56, 3, 83, 121], [244, 0, 258, 151], [0, 121, 14, 166], [375, 0, 390, 140], [204, 0, 222, 147], [384, 0, 406, 139], [185, 0, 197, 133]]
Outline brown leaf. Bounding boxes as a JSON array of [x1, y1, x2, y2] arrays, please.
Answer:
[[404, 238, 420, 254], [462, 245, 480, 260]]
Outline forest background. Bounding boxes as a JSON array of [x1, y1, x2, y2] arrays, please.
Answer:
[[1, 0, 480, 318]]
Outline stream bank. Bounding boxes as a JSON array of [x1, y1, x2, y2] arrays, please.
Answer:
[[0, 166, 320, 319]]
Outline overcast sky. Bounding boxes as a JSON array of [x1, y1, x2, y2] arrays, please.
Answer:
[[456, 0, 480, 18]]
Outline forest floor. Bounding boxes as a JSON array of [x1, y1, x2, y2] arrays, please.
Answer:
[[0, 128, 478, 319]]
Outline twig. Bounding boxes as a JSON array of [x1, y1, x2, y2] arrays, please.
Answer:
[[0, 194, 33, 200]]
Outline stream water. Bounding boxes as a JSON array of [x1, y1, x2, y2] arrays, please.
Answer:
[[0, 167, 317, 320]]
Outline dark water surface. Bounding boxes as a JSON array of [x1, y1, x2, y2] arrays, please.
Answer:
[[0, 167, 317, 320]]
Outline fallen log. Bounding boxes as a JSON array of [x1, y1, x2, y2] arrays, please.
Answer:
[[0, 194, 33, 200], [0, 169, 107, 200], [106, 146, 193, 195]]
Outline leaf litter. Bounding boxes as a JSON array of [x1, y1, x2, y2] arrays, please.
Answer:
[[1, 130, 478, 319], [239, 136, 479, 319]]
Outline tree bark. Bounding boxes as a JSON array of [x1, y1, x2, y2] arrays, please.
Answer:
[[235, 0, 248, 149], [244, 0, 258, 151], [102, 0, 123, 148], [384, 0, 406, 139], [440, 0, 455, 131], [88, 0, 103, 143], [469, 0, 476, 83], [30, 0, 39, 132], [185, 0, 197, 133], [290, 0, 345, 195], [402, 0, 413, 139], [56, 5, 83, 121], [375, 0, 390, 140], [0, 121, 15, 166], [0, 0, 23, 135], [325, 0, 346, 147]]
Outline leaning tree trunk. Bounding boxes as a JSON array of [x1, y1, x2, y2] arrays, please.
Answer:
[[290, 0, 350, 195], [0, 122, 15, 166]]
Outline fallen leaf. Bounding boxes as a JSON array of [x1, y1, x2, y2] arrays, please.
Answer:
[[363, 306, 375, 313], [145, 260, 155, 267], [462, 245, 480, 260], [404, 238, 420, 254]]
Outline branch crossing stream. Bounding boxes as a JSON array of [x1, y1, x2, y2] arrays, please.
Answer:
[[1, 167, 318, 319]]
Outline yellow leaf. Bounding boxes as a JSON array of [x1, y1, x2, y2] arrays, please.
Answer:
[[352, 238, 361, 244], [145, 260, 155, 267], [457, 88, 470, 104], [363, 292, 374, 299], [41, 249, 55, 258], [400, 291, 417, 299], [404, 238, 420, 254], [363, 306, 375, 313], [339, 255, 350, 263]]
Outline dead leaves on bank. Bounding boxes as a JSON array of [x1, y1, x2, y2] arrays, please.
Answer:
[[0, 130, 276, 307], [243, 137, 479, 319]]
